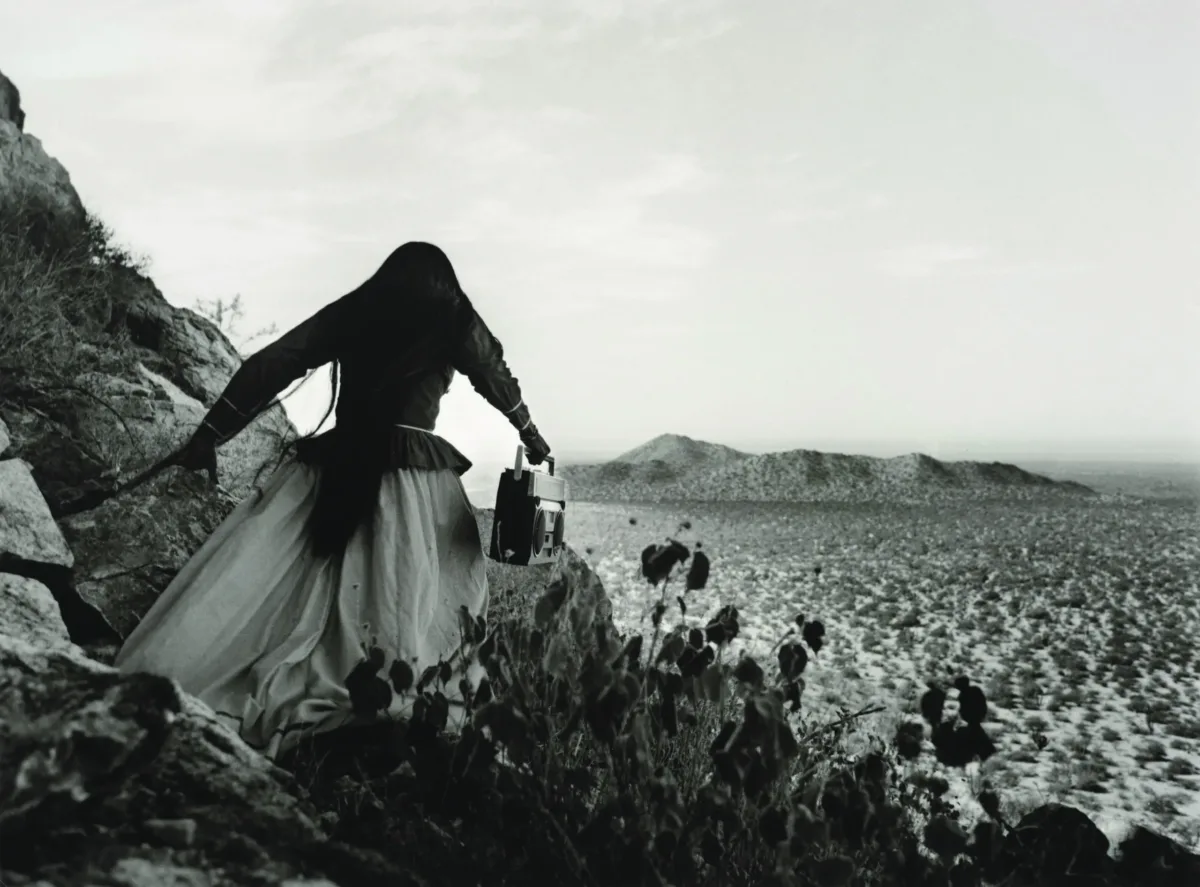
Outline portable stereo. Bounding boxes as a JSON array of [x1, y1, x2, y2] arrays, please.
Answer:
[[488, 445, 569, 567]]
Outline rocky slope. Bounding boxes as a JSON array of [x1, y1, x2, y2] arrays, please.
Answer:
[[0, 69, 610, 886], [561, 436, 1095, 503]]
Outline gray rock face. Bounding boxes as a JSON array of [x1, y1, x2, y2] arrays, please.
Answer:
[[0, 118, 82, 227], [0, 68, 23, 130], [0, 417, 10, 457], [0, 458, 74, 570], [0, 573, 72, 650]]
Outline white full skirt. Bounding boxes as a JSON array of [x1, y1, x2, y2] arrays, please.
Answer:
[[115, 460, 488, 759]]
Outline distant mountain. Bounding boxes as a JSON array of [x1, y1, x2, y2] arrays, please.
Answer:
[[614, 433, 751, 469], [558, 436, 1096, 503]]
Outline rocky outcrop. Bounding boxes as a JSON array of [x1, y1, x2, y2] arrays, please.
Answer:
[[0, 78, 80, 226], [0, 68, 23, 130], [0, 573, 74, 650]]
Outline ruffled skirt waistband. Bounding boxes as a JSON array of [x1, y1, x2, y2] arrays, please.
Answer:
[[294, 424, 473, 476]]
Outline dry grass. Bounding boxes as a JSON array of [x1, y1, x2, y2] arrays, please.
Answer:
[[0, 195, 147, 386]]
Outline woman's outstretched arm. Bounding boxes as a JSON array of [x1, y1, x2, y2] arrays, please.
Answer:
[[195, 295, 351, 446], [451, 304, 550, 459]]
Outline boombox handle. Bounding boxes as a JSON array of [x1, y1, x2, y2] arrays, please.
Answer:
[[513, 445, 555, 480]]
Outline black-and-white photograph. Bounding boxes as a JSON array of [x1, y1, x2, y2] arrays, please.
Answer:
[[1, 2, 1197, 884]]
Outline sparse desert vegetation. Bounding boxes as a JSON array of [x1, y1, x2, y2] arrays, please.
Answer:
[[566, 494, 1200, 848]]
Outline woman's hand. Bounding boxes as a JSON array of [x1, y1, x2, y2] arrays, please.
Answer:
[[172, 429, 219, 486], [521, 425, 551, 466]]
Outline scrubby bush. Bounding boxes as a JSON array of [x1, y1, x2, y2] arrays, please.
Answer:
[[0, 195, 146, 384], [283, 521, 1031, 887]]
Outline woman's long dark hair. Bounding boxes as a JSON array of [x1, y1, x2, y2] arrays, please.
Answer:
[[294, 242, 473, 560]]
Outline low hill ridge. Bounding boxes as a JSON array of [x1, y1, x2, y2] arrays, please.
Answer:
[[560, 436, 1094, 503], [614, 433, 751, 467]]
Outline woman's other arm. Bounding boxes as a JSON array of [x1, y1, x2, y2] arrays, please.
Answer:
[[450, 306, 551, 463], [195, 295, 351, 446]]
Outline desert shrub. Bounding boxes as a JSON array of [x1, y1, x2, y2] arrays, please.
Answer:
[[280, 521, 1037, 887], [0, 194, 146, 384], [0, 196, 193, 514]]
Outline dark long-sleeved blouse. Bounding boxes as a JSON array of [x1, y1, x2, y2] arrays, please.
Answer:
[[194, 293, 535, 476]]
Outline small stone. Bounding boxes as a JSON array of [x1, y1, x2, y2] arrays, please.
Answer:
[[143, 817, 198, 849], [107, 859, 212, 887]]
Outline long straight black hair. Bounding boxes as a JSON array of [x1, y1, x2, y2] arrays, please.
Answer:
[[293, 242, 474, 560]]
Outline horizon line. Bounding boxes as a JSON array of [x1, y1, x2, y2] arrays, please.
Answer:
[[469, 444, 1200, 469]]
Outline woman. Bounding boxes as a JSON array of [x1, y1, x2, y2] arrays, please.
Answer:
[[115, 242, 551, 759]]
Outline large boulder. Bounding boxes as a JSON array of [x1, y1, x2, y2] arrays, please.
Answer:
[[57, 469, 238, 643], [0, 458, 73, 573], [0, 573, 74, 651]]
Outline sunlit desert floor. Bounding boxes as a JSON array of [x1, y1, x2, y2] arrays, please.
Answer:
[[565, 496, 1200, 851]]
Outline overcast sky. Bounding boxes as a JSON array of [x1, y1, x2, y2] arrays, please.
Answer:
[[3, 0, 1197, 471]]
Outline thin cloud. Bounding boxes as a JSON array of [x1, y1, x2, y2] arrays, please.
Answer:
[[408, 106, 593, 176], [645, 17, 739, 51], [768, 187, 891, 227], [613, 153, 713, 200], [446, 179, 715, 273], [878, 243, 989, 278], [876, 244, 1096, 281], [10, 0, 738, 146], [403, 110, 717, 276]]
